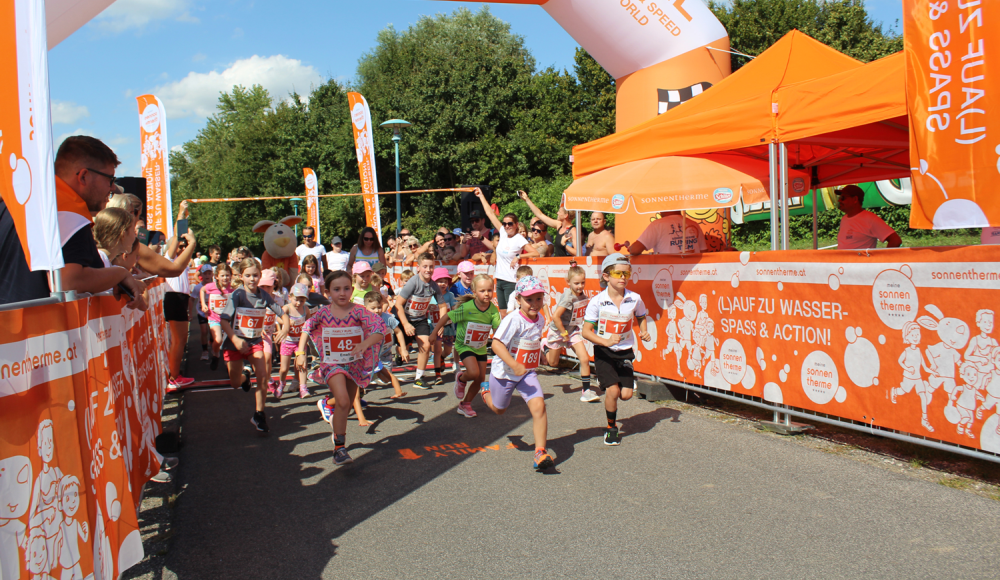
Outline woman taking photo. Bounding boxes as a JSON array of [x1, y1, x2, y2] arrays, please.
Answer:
[[527, 221, 552, 257], [346, 226, 387, 273], [520, 190, 578, 257], [475, 188, 538, 316]]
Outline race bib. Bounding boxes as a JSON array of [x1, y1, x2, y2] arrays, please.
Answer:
[[513, 338, 541, 371], [322, 326, 364, 364], [430, 305, 441, 324], [234, 307, 265, 338], [598, 310, 633, 337], [569, 298, 589, 328], [263, 310, 277, 334], [288, 319, 305, 341], [464, 322, 492, 349], [188, 268, 200, 286], [353, 295, 366, 305], [210, 294, 229, 315], [406, 295, 432, 318]]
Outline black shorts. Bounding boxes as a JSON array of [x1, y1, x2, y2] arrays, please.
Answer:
[[163, 292, 191, 322], [594, 345, 634, 392], [495, 279, 516, 310], [197, 314, 208, 325], [455, 349, 488, 363], [412, 319, 432, 337]]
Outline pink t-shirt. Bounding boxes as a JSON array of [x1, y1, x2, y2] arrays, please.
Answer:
[[202, 282, 233, 322], [837, 210, 895, 250]]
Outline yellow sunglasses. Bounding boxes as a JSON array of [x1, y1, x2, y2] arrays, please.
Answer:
[[608, 269, 631, 279]]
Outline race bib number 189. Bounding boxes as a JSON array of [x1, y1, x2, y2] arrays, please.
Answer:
[[514, 338, 540, 371]]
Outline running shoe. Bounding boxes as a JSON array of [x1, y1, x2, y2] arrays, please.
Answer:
[[317, 397, 334, 423], [359, 398, 369, 409], [413, 378, 430, 390], [251, 411, 269, 433], [241, 365, 253, 392], [533, 449, 554, 471], [603, 427, 620, 446], [272, 381, 284, 401], [210, 355, 220, 371], [454, 375, 466, 399], [173, 375, 195, 387], [433, 374, 444, 386], [299, 383, 310, 398], [333, 447, 353, 465], [457, 402, 477, 418], [579, 389, 600, 403], [200, 350, 210, 361]]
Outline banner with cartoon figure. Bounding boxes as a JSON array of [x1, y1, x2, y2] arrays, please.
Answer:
[[347, 92, 382, 243], [904, 0, 997, 229], [136, 94, 173, 239], [304, 167, 320, 244], [0, 0, 61, 271], [0, 281, 170, 580]]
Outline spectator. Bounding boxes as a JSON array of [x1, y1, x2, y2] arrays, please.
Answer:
[[93, 208, 137, 268], [475, 187, 538, 316], [163, 202, 198, 388], [326, 236, 349, 271], [585, 212, 616, 258], [401, 236, 422, 266], [295, 226, 326, 274], [107, 194, 198, 278], [519, 190, 578, 256], [0, 136, 145, 307], [465, 210, 494, 259], [446, 228, 468, 260], [628, 213, 706, 255], [528, 221, 553, 257], [346, 226, 387, 272], [836, 185, 901, 249]]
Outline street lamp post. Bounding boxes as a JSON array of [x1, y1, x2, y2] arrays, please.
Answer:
[[289, 197, 304, 236], [379, 119, 412, 240]]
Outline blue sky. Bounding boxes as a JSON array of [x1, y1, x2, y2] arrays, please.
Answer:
[[47, 0, 904, 179]]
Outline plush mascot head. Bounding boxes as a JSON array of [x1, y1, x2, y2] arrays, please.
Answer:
[[253, 216, 303, 277]]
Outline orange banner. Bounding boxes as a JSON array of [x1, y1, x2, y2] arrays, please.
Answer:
[[136, 94, 173, 238], [347, 92, 382, 243], [904, 0, 997, 229], [304, 167, 320, 243], [0, 281, 170, 579]]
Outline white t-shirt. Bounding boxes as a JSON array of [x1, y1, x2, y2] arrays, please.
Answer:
[[584, 288, 648, 352], [491, 310, 546, 381], [837, 210, 894, 250], [495, 228, 529, 283], [326, 251, 349, 272], [636, 214, 706, 254], [295, 243, 327, 271]]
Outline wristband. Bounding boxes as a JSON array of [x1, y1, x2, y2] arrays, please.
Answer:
[[560, 330, 569, 337], [295, 350, 306, 356]]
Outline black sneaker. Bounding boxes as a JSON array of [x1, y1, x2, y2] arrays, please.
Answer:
[[413, 378, 430, 390], [240, 366, 252, 392], [333, 447, 353, 465], [251, 411, 269, 433], [433, 375, 444, 385], [603, 427, 620, 446], [210, 355, 220, 371]]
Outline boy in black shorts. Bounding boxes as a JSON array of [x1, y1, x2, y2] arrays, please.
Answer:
[[395, 253, 448, 389]]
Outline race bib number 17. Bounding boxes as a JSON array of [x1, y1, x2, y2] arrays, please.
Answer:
[[598, 310, 632, 337]]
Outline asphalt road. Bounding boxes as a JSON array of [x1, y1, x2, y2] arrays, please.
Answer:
[[164, 349, 1000, 579]]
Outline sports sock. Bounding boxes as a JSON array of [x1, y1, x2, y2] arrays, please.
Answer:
[[415, 369, 424, 380], [333, 433, 346, 449], [582, 377, 591, 391], [606, 410, 617, 429], [435, 366, 443, 377]]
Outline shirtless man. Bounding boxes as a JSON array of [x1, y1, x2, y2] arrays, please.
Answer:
[[585, 212, 616, 257]]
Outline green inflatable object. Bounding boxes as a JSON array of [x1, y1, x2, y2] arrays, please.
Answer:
[[731, 179, 911, 224]]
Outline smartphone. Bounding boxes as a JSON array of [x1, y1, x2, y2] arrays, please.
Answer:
[[147, 231, 165, 246], [137, 226, 149, 245], [176, 219, 189, 237], [117, 282, 135, 300]]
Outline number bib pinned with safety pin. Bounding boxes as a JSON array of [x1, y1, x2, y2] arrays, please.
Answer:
[[234, 307, 266, 338], [514, 338, 541, 371], [598, 310, 633, 337], [464, 322, 492, 349], [210, 293, 229, 315], [287, 319, 305, 341], [322, 327, 364, 364], [569, 298, 589, 329]]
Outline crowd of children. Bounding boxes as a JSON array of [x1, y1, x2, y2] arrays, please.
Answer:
[[190, 239, 649, 470]]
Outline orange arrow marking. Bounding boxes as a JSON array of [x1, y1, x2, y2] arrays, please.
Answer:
[[398, 448, 423, 460]]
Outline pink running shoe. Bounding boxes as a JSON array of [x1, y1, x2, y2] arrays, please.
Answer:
[[454, 375, 466, 400], [457, 402, 477, 418], [272, 380, 283, 401], [169, 375, 195, 388], [299, 383, 310, 398]]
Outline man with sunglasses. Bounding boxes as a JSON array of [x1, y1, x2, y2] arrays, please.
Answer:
[[444, 228, 468, 260], [0, 135, 146, 308], [465, 210, 494, 260], [295, 226, 327, 277]]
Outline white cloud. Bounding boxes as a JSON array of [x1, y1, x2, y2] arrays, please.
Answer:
[[51, 100, 90, 125], [171, 145, 184, 152], [154, 55, 323, 119], [94, 0, 198, 33]]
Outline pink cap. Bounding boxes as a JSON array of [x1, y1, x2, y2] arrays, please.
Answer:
[[259, 269, 276, 287], [352, 261, 372, 274], [432, 267, 452, 281], [457, 260, 475, 274]]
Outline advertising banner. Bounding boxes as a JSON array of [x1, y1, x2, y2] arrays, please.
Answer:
[[0, 0, 61, 271], [304, 167, 320, 244], [136, 94, 173, 239], [347, 92, 382, 244], [0, 281, 170, 580], [904, 0, 997, 229]]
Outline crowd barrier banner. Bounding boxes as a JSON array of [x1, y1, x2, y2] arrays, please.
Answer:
[[904, 0, 997, 229], [0, 281, 170, 580], [304, 168, 321, 244], [347, 92, 382, 243], [392, 247, 1000, 455], [136, 94, 174, 239]]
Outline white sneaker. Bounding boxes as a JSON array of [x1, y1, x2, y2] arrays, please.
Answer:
[[200, 350, 210, 361], [580, 389, 600, 403]]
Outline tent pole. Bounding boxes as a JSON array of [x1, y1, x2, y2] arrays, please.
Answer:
[[768, 143, 779, 251], [682, 212, 687, 254], [780, 143, 790, 251], [812, 189, 819, 250], [575, 211, 582, 257]]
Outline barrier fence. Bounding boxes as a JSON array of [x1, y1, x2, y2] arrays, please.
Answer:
[[0, 281, 170, 580], [395, 246, 1000, 461]]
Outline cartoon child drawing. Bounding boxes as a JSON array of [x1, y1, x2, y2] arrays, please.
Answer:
[[0, 455, 32, 580], [25, 527, 52, 580], [660, 304, 683, 375], [693, 293, 711, 350], [57, 476, 88, 580], [919, 305, 970, 398], [28, 420, 64, 575], [950, 362, 981, 439], [892, 322, 936, 432], [975, 346, 1000, 436], [965, 309, 997, 387], [701, 319, 717, 370], [678, 296, 697, 376]]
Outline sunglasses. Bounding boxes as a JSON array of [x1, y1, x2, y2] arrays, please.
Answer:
[[409, 244, 419, 248], [302, 234, 314, 239], [608, 269, 631, 279], [400, 232, 411, 237], [444, 236, 455, 242], [531, 228, 545, 234], [363, 237, 375, 242], [502, 221, 516, 227]]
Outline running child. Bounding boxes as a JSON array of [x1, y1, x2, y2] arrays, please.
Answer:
[[351, 261, 374, 305], [581, 254, 651, 446], [429, 267, 456, 385], [278, 283, 313, 398], [431, 274, 501, 418], [481, 276, 554, 471], [192, 264, 213, 362], [364, 291, 408, 399], [395, 254, 448, 389], [258, 269, 288, 399], [219, 258, 290, 433], [201, 263, 234, 371], [543, 265, 597, 402], [297, 271, 387, 464], [450, 261, 476, 297]]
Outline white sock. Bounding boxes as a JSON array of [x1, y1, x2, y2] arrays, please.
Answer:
[[415, 369, 424, 380]]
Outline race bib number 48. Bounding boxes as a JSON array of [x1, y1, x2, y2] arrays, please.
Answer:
[[514, 338, 540, 371], [464, 322, 492, 349], [235, 307, 265, 338], [322, 327, 364, 364], [598, 310, 632, 337]]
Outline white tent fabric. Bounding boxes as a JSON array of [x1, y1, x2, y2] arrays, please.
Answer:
[[45, 0, 114, 49]]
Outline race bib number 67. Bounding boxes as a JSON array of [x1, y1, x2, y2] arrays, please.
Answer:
[[235, 308, 265, 338]]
